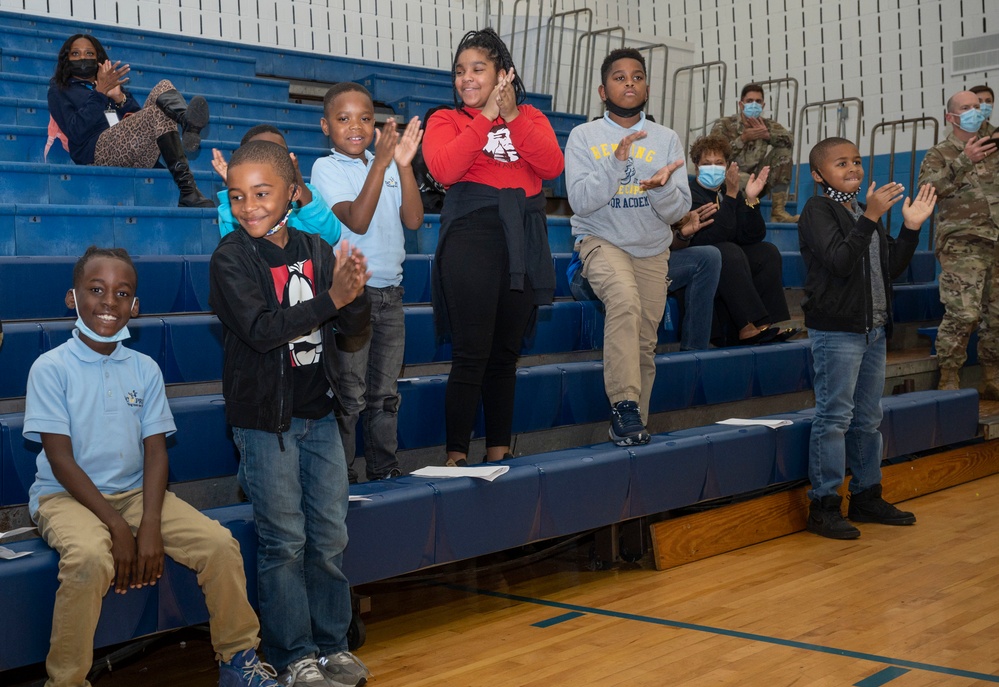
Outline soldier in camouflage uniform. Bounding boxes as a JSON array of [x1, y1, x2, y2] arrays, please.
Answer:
[[971, 85, 997, 137], [710, 83, 797, 223], [917, 90, 999, 395]]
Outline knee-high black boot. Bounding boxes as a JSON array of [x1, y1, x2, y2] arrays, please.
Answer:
[[155, 89, 209, 152], [157, 131, 214, 208]]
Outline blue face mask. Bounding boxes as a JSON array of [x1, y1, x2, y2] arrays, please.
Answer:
[[73, 289, 134, 344], [952, 107, 985, 133], [697, 164, 726, 189], [742, 102, 763, 119], [981, 102, 993, 121]]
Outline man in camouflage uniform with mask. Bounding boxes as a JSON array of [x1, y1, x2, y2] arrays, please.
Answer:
[[710, 83, 797, 222], [918, 90, 999, 395]]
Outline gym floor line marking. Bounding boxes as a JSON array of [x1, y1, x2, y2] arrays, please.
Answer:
[[855, 667, 911, 686], [442, 584, 999, 683], [531, 611, 586, 628]]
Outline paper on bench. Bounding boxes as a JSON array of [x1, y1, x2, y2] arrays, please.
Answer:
[[410, 465, 509, 482], [0, 527, 40, 560], [0, 526, 38, 540], [716, 418, 793, 429], [348, 495, 371, 502], [0, 546, 32, 560]]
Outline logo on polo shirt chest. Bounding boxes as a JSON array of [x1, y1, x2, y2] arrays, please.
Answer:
[[125, 390, 144, 408]]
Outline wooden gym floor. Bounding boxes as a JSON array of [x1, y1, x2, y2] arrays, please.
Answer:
[[10, 471, 998, 686]]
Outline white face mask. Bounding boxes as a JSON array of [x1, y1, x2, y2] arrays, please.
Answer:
[[72, 289, 135, 343]]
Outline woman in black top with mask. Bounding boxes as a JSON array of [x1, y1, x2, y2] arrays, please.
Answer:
[[47, 33, 214, 207]]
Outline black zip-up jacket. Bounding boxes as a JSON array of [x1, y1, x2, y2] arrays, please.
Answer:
[[209, 227, 371, 433], [798, 195, 920, 337]]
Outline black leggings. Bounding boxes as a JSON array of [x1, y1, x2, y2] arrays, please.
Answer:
[[438, 208, 535, 454]]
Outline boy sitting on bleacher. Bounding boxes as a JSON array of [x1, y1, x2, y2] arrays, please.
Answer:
[[212, 124, 342, 247], [798, 137, 936, 540], [23, 246, 278, 687], [311, 83, 424, 482]]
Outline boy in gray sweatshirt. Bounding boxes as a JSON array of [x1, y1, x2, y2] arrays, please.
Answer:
[[566, 47, 691, 445]]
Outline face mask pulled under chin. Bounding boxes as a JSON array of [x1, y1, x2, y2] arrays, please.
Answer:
[[604, 95, 648, 119], [67, 59, 99, 80], [72, 289, 135, 344]]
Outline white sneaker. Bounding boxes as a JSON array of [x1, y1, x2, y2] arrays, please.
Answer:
[[278, 656, 329, 687], [318, 650, 371, 687]]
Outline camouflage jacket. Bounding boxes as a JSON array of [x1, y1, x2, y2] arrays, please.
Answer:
[[917, 130, 999, 248], [709, 113, 793, 172]]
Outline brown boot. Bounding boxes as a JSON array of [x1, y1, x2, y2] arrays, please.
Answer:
[[982, 366, 999, 400], [937, 366, 961, 391], [769, 191, 800, 223]]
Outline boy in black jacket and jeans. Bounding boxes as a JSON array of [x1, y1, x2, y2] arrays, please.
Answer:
[[798, 137, 936, 540], [209, 140, 372, 687]]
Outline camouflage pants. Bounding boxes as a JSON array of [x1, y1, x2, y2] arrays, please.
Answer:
[[936, 235, 999, 368], [735, 142, 793, 195]]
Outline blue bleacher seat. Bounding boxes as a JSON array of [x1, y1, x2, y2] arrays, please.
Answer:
[[342, 480, 437, 585], [508, 446, 631, 539], [163, 315, 223, 384], [0, 322, 45, 400], [892, 282, 943, 322], [693, 348, 756, 405], [751, 342, 813, 397], [512, 364, 564, 433], [649, 353, 699, 413], [668, 424, 777, 500], [396, 375, 448, 450], [165, 396, 237, 482], [401, 253, 432, 303], [625, 436, 713, 517]]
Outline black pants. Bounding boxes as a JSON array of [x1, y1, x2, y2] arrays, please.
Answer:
[[438, 208, 535, 454], [712, 241, 788, 345]]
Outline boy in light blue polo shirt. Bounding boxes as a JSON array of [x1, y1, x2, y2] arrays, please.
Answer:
[[311, 82, 424, 482], [24, 246, 276, 687]]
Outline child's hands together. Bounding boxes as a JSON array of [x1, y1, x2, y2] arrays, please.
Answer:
[[494, 68, 519, 121], [394, 116, 424, 168], [211, 148, 228, 182], [330, 240, 371, 308], [640, 159, 685, 190], [862, 181, 905, 221], [373, 118, 399, 170], [615, 130, 647, 161], [901, 183, 937, 230]]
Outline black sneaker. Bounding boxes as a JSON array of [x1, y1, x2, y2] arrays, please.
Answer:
[[609, 400, 651, 446], [806, 495, 861, 539], [848, 484, 916, 525]]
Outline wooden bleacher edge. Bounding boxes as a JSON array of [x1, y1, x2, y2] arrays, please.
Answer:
[[650, 436, 999, 571]]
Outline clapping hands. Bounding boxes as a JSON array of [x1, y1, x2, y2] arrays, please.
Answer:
[[900, 183, 937, 230], [330, 240, 371, 308]]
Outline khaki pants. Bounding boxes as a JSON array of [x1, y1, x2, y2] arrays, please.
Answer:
[[580, 235, 670, 422], [36, 489, 260, 687]]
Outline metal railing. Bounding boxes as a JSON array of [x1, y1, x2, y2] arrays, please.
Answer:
[[868, 117, 940, 245], [747, 77, 799, 137], [569, 26, 626, 118], [505, 0, 557, 93], [542, 8, 594, 113], [669, 60, 727, 154], [793, 97, 864, 201], [636, 43, 670, 125]]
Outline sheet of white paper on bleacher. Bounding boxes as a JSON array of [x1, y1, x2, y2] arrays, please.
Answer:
[[0, 526, 38, 540], [410, 465, 510, 482], [0, 527, 39, 560], [348, 495, 371, 502], [716, 418, 793, 429], [0, 546, 32, 560]]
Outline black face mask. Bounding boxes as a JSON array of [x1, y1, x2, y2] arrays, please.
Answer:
[[603, 92, 648, 119], [67, 59, 99, 80]]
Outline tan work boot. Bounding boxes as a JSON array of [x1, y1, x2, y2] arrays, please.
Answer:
[[937, 366, 961, 391], [769, 191, 800, 223], [981, 366, 999, 400]]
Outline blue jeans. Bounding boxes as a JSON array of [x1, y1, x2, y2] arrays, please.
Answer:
[[668, 246, 722, 350], [336, 285, 404, 481], [234, 414, 351, 673], [807, 327, 886, 500]]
